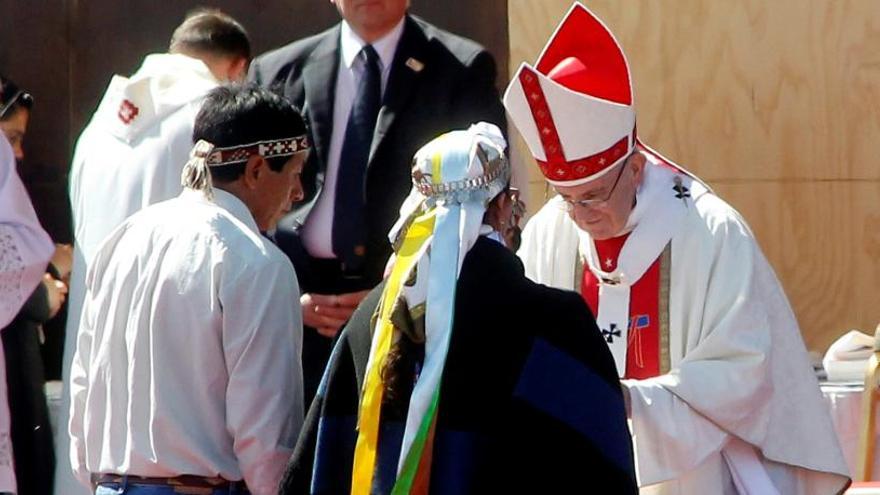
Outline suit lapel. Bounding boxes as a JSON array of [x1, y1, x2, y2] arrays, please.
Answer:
[[303, 25, 341, 170], [369, 16, 429, 164]]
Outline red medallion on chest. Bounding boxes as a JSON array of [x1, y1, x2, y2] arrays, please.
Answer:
[[581, 233, 661, 379]]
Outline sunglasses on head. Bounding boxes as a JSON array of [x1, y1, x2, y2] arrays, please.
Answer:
[[0, 89, 34, 120]]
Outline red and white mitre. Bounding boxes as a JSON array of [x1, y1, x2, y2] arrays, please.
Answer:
[[504, 2, 636, 186]]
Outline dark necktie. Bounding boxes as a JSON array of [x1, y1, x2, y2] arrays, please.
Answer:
[[333, 44, 381, 273]]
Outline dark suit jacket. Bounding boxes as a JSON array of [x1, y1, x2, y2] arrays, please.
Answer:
[[249, 15, 506, 287]]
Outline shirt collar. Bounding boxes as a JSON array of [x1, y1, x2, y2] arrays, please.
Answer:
[[340, 16, 406, 71], [180, 188, 260, 235]]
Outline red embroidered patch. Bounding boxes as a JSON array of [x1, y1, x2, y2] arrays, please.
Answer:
[[117, 99, 139, 125]]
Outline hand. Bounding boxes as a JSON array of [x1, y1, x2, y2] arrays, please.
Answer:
[[43, 273, 68, 319], [51, 244, 74, 281], [503, 189, 526, 251], [503, 225, 523, 253], [300, 290, 371, 338]]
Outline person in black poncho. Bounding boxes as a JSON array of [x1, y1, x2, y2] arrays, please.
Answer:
[[280, 122, 637, 495]]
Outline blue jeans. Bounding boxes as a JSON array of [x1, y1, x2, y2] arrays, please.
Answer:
[[95, 476, 248, 495]]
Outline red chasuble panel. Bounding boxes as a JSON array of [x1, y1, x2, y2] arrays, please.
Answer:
[[581, 234, 661, 379]]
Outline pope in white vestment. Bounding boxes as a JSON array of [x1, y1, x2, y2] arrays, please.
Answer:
[[0, 134, 54, 493], [59, 12, 251, 492], [504, 3, 850, 494]]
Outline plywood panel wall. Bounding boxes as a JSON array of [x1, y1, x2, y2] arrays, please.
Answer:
[[508, 0, 880, 352]]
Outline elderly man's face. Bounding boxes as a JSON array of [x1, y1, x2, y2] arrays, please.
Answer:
[[331, 0, 409, 42], [554, 152, 646, 240]]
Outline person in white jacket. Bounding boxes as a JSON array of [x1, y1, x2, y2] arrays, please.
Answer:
[[56, 10, 251, 495], [0, 134, 54, 494], [504, 3, 850, 494]]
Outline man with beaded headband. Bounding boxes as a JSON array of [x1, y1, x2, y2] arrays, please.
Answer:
[[279, 123, 637, 495], [506, 3, 849, 494], [58, 11, 253, 494], [69, 85, 308, 495]]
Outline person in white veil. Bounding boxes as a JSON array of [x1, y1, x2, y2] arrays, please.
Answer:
[[0, 133, 54, 493], [280, 123, 637, 495]]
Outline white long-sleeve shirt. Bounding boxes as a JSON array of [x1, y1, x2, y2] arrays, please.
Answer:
[[69, 189, 303, 495], [60, 53, 220, 495]]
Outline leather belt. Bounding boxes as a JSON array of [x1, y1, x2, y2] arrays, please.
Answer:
[[93, 473, 249, 494]]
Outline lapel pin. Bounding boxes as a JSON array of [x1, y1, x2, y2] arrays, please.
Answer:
[[406, 57, 425, 72]]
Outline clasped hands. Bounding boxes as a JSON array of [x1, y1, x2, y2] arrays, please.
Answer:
[[301, 290, 370, 338]]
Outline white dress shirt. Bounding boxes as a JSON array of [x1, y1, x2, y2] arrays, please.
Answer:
[[301, 18, 405, 258], [69, 189, 303, 495], [59, 53, 220, 495]]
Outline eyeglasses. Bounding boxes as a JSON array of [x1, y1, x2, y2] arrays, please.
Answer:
[[0, 89, 34, 120], [559, 154, 632, 211]]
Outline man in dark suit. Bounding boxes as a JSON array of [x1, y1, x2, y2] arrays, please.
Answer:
[[248, 0, 505, 404]]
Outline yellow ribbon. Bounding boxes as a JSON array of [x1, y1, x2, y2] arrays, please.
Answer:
[[351, 210, 436, 494]]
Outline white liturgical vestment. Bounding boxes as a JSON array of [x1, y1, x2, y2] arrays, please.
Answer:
[[69, 189, 303, 495], [59, 53, 219, 495], [518, 153, 850, 494], [0, 135, 53, 493]]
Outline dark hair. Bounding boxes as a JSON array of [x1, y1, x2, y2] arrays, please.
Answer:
[[169, 8, 251, 61], [381, 337, 421, 414], [193, 83, 306, 183], [0, 74, 34, 121]]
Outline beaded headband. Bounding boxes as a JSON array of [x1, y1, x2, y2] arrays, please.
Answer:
[[200, 135, 310, 167]]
